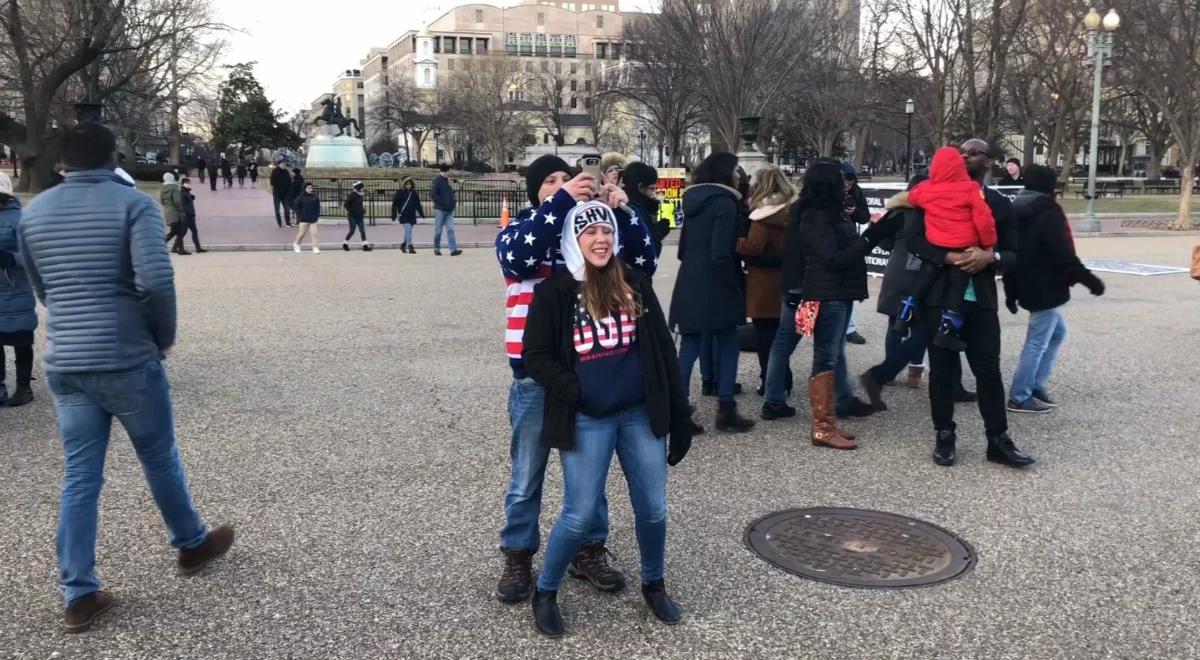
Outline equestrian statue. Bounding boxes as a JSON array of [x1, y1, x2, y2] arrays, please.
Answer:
[[313, 97, 360, 138]]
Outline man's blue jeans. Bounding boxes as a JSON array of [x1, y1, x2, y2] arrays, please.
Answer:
[[433, 209, 457, 252], [537, 406, 667, 591], [1010, 307, 1067, 403], [47, 360, 207, 605], [764, 299, 803, 404], [679, 328, 739, 401], [811, 300, 856, 409], [500, 378, 608, 552]]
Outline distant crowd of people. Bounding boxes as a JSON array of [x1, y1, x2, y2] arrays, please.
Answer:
[[4, 122, 1119, 637]]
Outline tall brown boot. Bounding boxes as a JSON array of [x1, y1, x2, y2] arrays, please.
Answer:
[[809, 371, 857, 450], [906, 365, 924, 389]]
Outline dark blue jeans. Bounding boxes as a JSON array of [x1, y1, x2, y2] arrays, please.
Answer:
[[679, 328, 739, 401], [811, 300, 857, 409], [500, 378, 608, 552], [868, 315, 929, 385]]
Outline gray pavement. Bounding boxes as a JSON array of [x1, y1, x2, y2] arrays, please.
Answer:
[[1, 236, 1199, 658]]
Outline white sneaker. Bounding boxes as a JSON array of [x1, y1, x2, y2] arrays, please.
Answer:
[[312, 246, 320, 254], [292, 243, 301, 253]]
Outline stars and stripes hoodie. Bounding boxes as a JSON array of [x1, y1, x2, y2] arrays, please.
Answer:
[[497, 189, 658, 379]]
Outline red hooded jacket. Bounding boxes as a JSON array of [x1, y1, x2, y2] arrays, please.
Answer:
[[908, 147, 997, 249]]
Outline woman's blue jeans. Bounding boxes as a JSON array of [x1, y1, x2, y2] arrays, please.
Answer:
[[679, 328, 739, 401], [810, 300, 857, 409], [402, 223, 414, 244], [536, 406, 668, 591]]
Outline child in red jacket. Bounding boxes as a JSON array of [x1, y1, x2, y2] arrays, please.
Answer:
[[887, 146, 997, 351]]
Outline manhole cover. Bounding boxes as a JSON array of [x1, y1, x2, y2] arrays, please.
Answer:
[[745, 507, 976, 589]]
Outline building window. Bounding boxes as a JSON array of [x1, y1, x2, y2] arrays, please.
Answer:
[[597, 14, 604, 29], [537, 12, 545, 26], [506, 33, 518, 55], [525, 61, 533, 74], [549, 34, 563, 58], [445, 37, 456, 53], [541, 60, 549, 72], [597, 43, 608, 60], [447, 58, 455, 71], [584, 80, 591, 92], [433, 36, 441, 54], [570, 96, 578, 109], [570, 63, 577, 75], [475, 8, 484, 22], [461, 38, 472, 54], [424, 69, 432, 84], [520, 33, 533, 57], [544, 134, 550, 144], [565, 35, 577, 58], [555, 61, 562, 74], [611, 43, 622, 59], [535, 33, 548, 57], [477, 38, 488, 54], [585, 63, 592, 76], [584, 96, 591, 109], [570, 80, 577, 92]]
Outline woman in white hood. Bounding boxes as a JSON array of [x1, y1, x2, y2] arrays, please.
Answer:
[[521, 199, 695, 638]]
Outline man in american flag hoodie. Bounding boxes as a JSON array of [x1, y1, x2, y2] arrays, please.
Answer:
[[495, 155, 659, 604]]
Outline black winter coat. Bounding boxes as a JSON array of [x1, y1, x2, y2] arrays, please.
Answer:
[[908, 187, 1017, 311], [180, 188, 196, 219], [270, 167, 291, 193], [523, 268, 692, 465], [391, 190, 425, 224], [787, 205, 871, 302], [344, 191, 365, 217], [875, 208, 925, 315], [287, 174, 306, 201], [1005, 190, 1095, 312], [669, 184, 746, 333]]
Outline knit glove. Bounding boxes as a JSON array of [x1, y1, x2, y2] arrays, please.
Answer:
[[1080, 271, 1106, 296], [1006, 298, 1019, 315]]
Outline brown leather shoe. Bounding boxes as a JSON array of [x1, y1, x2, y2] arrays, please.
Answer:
[[906, 365, 924, 389], [178, 525, 235, 576], [809, 372, 857, 450], [63, 590, 114, 634]]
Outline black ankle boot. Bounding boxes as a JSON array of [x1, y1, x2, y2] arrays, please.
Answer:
[[716, 400, 755, 433], [760, 400, 796, 420], [932, 429, 957, 466], [532, 588, 564, 638], [641, 579, 681, 625], [986, 432, 1036, 468], [4, 385, 33, 407]]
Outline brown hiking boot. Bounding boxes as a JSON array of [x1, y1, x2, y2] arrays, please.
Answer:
[[496, 548, 534, 603], [178, 525, 235, 576], [63, 590, 114, 634], [809, 372, 857, 450], [567, 542, 626, 593]]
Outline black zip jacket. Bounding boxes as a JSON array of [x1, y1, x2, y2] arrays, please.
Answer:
[[523, 268, 692, 466]]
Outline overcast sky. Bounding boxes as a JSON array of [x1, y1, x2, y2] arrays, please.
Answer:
[[211, 0, 656, 114]]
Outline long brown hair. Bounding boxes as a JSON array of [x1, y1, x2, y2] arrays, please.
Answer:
[[749, 166, 796, 209], [581, 257, 642, 321]]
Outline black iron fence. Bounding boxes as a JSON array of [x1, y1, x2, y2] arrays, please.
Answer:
[[310, 177, 525, 226]]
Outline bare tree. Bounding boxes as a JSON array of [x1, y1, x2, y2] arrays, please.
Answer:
[[442, 56, 529, 170], [0, 0, 226, 191], [643, 0, 841, 153], [889, 0, 971, 144], [960, 0, 1031, 140], [612, 20, 705, 166], [368, 75, 441, 165], [587, 75, 619, 149], [526, 67, 570, 146], [1116, 0, 1200, 228]]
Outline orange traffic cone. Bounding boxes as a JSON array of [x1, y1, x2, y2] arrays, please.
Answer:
[[499, 194, 511, 228]]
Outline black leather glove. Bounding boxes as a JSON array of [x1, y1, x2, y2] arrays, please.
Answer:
[[1006, 298, 1019, 314], [1081, 271, 1106, 296]]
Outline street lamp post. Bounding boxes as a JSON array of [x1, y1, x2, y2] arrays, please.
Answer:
[[1081, 7, 1120, 234], [638, 125, 646, 162], [904, 98, 915, 181]]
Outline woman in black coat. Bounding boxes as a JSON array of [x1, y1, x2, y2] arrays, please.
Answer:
[[391, 177, 424, 254], [790, 160, 896, 450], [669, 152, 755, 433], [235, 161, 247, 187], [247, 162, 258, 184], [522, 200, 691, 638]]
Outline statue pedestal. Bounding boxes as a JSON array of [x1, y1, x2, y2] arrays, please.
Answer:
[[305, 134, 368, 169], [737, 146, 770, 179]]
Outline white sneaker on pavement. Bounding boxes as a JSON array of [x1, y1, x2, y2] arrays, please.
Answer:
[[293, 243, 301, 253], [313, 246, 320, 254]]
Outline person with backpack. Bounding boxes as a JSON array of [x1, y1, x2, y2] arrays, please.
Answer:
[[391, 178, 424, 254], [343, 181, 371, 252]]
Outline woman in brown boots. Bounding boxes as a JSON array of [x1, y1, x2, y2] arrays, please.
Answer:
[[785, 160, 900, 449]]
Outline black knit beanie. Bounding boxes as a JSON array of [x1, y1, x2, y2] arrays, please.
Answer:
[[526, 155, 571, 207], [622, 161, 658, 189], [1023, 164, 1057, 194]]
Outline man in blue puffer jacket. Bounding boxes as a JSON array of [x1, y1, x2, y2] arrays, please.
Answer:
[[18, 123, 234, 634], [0, 171, 37, 407]]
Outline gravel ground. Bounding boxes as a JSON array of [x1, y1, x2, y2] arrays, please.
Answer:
[[2, 236, 1198, 659]]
